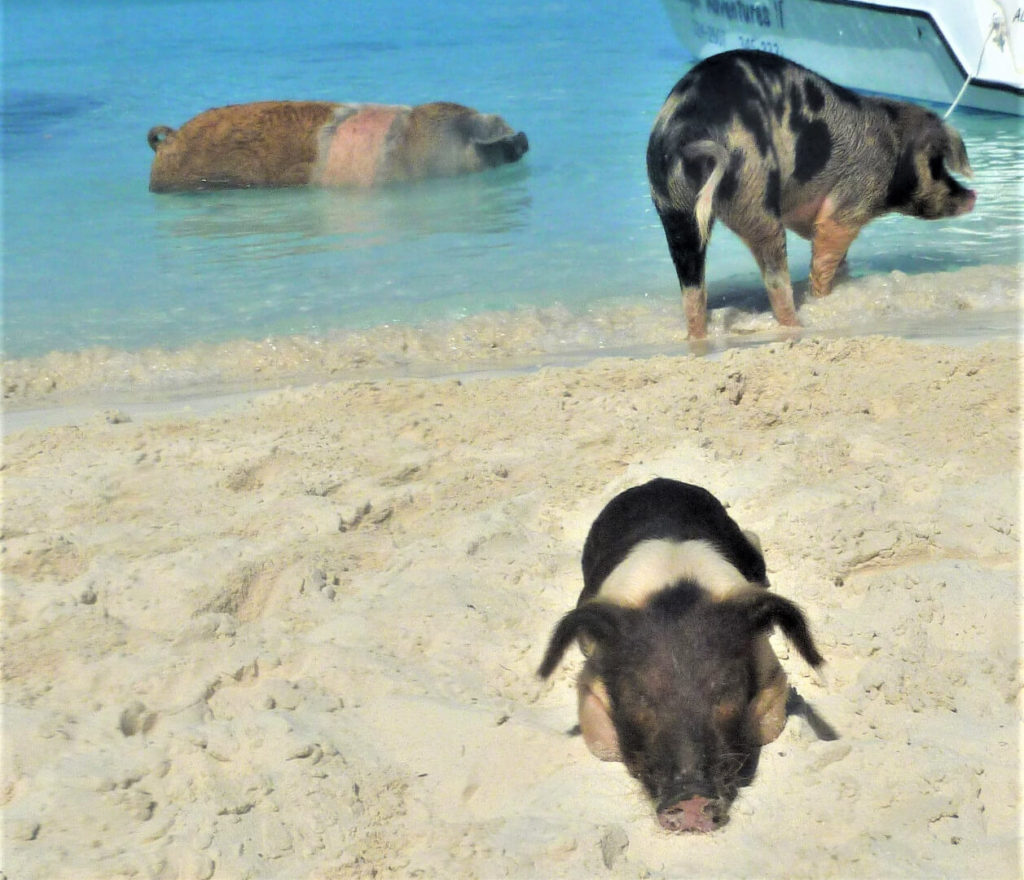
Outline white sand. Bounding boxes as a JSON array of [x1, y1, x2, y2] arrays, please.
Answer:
[[2, 331, 1020, 879]]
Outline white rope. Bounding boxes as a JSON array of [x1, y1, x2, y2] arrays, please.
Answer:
[[944, 16, 1004, 119]]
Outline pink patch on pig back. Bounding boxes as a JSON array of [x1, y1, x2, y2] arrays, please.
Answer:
[[318, 106, 401, 187]]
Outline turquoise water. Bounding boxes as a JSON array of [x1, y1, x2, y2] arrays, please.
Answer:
[[3, 0, 1021, 361]]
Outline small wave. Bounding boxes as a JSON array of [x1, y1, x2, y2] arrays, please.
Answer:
[[3, 263, 1019, 411]]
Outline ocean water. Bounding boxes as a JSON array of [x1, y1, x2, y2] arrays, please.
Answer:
[[2, 0, 1022, 372]]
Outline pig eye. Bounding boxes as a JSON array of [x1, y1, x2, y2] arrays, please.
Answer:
[[928, 154, 944, 180], [713, 700, 743, 724]]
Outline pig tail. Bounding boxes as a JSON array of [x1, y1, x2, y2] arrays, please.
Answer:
[[680, 141, 730, 247]]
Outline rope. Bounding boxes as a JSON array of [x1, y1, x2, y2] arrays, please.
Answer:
[[944, 16, 1004, 119]]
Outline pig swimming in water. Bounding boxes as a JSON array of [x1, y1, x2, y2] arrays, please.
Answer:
[[538, 479, 824, 832], [147, 100, 528, 192], [647, 50, 977, 338]]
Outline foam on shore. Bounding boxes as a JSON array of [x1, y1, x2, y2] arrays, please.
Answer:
[[4, 263, 1019, 412]]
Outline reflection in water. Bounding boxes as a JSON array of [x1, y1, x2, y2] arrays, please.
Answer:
[[152, 164, 532, 260], [958, 120, 1024, 257]]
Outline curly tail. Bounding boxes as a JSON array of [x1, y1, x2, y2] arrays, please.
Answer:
[[147, 125, 175, 152], [679, 140, 730, 248]]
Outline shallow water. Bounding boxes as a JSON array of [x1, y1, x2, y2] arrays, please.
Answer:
[[3, 0, 1022, 377]]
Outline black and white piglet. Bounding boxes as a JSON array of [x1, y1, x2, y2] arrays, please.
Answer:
[[539, 478, 824, 832]]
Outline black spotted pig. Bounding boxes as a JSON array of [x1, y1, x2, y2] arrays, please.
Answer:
[[647, 50, 976, 338], [538, 478, 824, 832]]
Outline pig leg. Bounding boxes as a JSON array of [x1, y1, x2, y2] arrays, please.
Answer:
[[809, 210, 861, 298], [576, 660, 621, 761], [746, 634, 790, 744], [740, 219, 800, 328], [657, 208, 710, 339]]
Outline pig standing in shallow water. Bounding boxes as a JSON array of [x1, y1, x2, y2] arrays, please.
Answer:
[[147, 100, 528, 192], [539, 479, 824, 832], [647, 50, 976, 338]]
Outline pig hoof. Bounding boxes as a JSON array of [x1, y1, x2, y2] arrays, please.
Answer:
[[658, 796, 724, 833]]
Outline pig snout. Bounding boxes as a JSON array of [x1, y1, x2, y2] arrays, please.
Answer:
[[657, 793, 725, 833], [656, 777, 729, 833], [510, 131, 529, 161], [956, 189, 977, 216]]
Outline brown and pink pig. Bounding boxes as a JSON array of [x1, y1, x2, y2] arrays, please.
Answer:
[[147, 100, 528, 192]]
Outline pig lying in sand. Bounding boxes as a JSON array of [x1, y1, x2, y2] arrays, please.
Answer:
[[647, 50, 977, 338], [147, 100, 528, 192], [539, 479, 825, 832]]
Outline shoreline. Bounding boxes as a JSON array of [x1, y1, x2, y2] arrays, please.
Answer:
[[2, 319, 1016, 437], [3, 263, 1021, 422]]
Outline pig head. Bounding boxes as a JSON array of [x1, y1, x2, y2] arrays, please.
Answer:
[[391, 102, 530, 180], [147, 100, 528, 192], [647, 50, 976, 338], [538, 582, 824, 832], [882, 102, 975, 220]]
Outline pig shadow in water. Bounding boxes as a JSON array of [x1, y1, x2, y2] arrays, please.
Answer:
[[149, 165, 531, 261]]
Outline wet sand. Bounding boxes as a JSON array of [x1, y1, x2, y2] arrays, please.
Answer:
[[2, 267, 1021, 878], [4, 263, 1019, 414]]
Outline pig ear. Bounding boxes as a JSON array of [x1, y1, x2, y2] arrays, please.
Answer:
[[475, 131, 529, 166], [739, 593, 825, 670], [537, 603, 628, 679], [942, 124, 973, 178]]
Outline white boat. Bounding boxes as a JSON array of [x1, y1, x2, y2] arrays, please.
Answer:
[[658, 0, 1024, 115]]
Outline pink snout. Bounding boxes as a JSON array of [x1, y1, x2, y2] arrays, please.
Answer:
[[957, 189, 977, 216], [658, 795, 718, 833]]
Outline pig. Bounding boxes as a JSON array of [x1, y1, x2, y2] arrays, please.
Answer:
[[147, 100, 528, 192], [538, 478, 824, 832], [646, 50, 977, 338]]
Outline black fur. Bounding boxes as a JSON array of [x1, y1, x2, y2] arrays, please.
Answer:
[[885, 146, 920, 209], [792, 118, 832, 182], [655, 211, 706, 288], [716, 150, 744, 204], [764, 166, 781, 215], [803, 80, 825, 113]]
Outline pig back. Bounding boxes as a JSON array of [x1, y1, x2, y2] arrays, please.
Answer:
[[651, 52, 883, 212], [149, 101, 339, 192], [580, 479, 767, 602], [314, 104, 408, 188]]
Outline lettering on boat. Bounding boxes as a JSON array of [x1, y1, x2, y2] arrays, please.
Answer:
[[700, 0, 784, 30]]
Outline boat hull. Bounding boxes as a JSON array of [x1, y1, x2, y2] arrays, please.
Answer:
[[658, 0, 1024, 116]]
